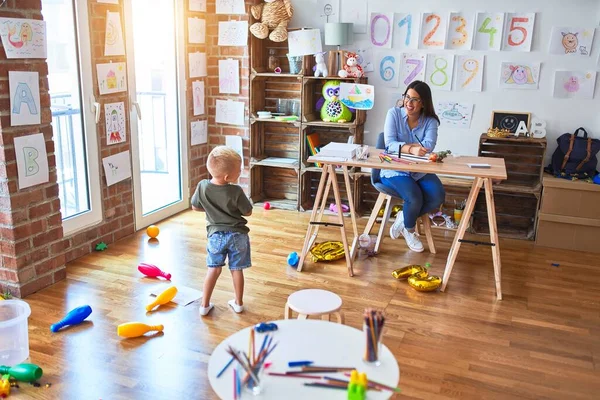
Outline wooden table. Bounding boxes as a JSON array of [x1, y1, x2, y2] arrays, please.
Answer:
[[297, 150, 508, 300], [208, 319, 400, 399]]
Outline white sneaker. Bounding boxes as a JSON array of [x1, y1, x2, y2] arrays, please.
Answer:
[[199, 303, 214, 316], [401, 228, 424, 252], [390, 213, 405, 240], [228, 299, 244, 313]]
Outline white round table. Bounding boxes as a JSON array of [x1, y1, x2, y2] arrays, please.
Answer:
[[208, 319, 400, 400]]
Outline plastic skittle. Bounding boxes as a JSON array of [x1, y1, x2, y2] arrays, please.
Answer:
[[0, 364, 43, 383], [146, 286, 177, 311], [117, 322, 164, 338], [0, 375, 10, 398], [50, 305, 92, 332], [137, 263, 171, 280], [347, 370, 367, 400]]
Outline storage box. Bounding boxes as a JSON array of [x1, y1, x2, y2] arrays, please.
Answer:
[[536, 214, 600, 253], [540, 175, 600, 219]]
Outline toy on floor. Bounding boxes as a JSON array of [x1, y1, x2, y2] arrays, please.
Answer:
[[320, 80, 353, 123], [392, 263, 442, 292], [146, 286, 178, 311], [0, 375, 9, 398], [392, 264, 429, 280], [0, 364, 43, 383], [50, 305, 92, 332], [338, 52, 364, 78], [117, 322, 164, 338], [329, 203, 349, 214], [94, 242, 108, 251], [347, 370, 367, 400], [287, 251, 299, 267], [314, 52, 328, 77], [138, 263, 172, 280], [146, 225, 160, 239], [263, 202, 271, 210], [309, 241, 345, 262]]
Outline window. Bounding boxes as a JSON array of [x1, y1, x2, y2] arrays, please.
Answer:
[[43, 0, 102, 234]]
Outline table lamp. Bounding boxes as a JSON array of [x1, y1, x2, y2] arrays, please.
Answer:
[[325, 22, 353, 77]]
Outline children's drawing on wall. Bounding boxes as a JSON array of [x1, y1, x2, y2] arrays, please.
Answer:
[[215, 0, 245, 15], [553, 71, 597, 99], [102, 151, 132, 187], [97, 0, 119, 3], [473, 12, 505, 51], [354, 45, 374, 72], [188, 17, 206, 44], [219, 59, 240, 94], [340, 83, 374, 110], [96, 62, 127, 95], [499, 62, 540, 89], [9, 71, 41, 127], [189, 52, 207, 78], [400, 53, 426, 87], [14, 133, 49, 190], [216, 99, 245, 126], [419, 13, 446, 50], [502, 13, 535, 52], [393, 13, 418, 49], [287, 29, 322, 56], [189, 0, 206, 12], [104, 102, 126, 145], [192, 80, 205, 116], [436, 101, 474, 129], [375, 51, 399, 88], [317, 0, 339, 23], [0, 18, 47, 59], [549, 27, 595, 56], [218, 21, 249, 46], [446, 12, 473, 50], [104, 11, 125, 56], [453, 55, 484, 92], [425, 54, 454, 91], [369, 12, 394, 49], [191, 120, 208, 146], [340, 0, 367, 33]]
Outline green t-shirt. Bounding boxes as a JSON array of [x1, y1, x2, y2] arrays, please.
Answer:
[[191, 179, 253, 236]]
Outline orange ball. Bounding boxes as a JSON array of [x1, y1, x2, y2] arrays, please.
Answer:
[[146, 225, 160, 239]]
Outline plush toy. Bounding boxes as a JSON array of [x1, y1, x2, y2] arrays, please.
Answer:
[[314, 52, 328, 77], [338, 52, 364, 78], [320, 80, 353, 123], [249, 0, 293, 43]]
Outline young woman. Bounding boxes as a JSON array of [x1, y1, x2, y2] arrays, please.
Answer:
[[381, 80, 445, 252]]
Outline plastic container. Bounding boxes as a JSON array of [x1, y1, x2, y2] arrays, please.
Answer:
[[0, 300, 32, 366]]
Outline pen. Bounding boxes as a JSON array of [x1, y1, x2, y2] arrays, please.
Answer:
[[413, 134, 428, 151], [288, 360, 314, 367]]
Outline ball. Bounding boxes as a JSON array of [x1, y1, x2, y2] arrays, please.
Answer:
[[146, 225, 160, 239], [263, 202, 271, 210], [287, 252, 299, 267]]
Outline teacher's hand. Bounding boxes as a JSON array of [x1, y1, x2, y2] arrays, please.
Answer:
[[409, 145, 428, 157]]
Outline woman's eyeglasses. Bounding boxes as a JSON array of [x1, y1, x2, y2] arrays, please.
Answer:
[[402, 95, 422, 104]]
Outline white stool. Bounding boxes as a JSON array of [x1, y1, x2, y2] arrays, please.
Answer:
[[284, 289, 344, 324]]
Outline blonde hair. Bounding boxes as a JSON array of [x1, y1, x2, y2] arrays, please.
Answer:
[[207, 146, 242, 179]]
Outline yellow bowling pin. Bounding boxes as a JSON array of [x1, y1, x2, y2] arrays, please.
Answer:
[[117, 322, 164, 338], [146, 286, 178, 311]]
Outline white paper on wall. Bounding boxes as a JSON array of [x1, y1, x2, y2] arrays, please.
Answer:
[[549, 27, 595, 56], [189, 52, 207, 78], [373, 51, 400, 88], [418, 13, 446, 50], [219, 59, 240, 94], [287, 29, 322, 56], [192, 80, 205, 116], [340, 0, 367, 33], [454, 55, 484, 92], [399, 53, 426, 88], [14, 133, 49, 190], [393, 13, 419, 49], [553, 71, 597, 99], [189, 0, 206, 12], [499, 62, 540, 90], [9, 71, 41, 127], [473, 12, 505, 51], [97, 62, 127, 95], [105, 102, 126, 145], [102, 151, 132, 186], [191, 120, 208, 146], [425, 54, 454, 91], [218, 21, 248, 46], [216, 0, 245, 14], [446, 12, 473, 50], [317, 0, 340, 23], [104, 11, 125, 56], [0, 18, 47, 59], [216, 99, 245, 126], [502, 13, 535, 52], [436, 101, 474, 129], [354, 44, 374, 72], [369, 12, 394, 49], [225, 135, 244, 169], [188, 17, 206, 44]]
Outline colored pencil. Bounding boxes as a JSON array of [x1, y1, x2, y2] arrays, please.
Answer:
[[288, 360, 314, 367], [216, 356, 235, 378], [304, 382, 347, 390], [233, 368, 237, 400], [343, 372, 401, 393], [325, 376, 382, 391], [268, 372, 322, 379]]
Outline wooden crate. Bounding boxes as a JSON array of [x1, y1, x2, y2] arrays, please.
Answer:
[[250, 122, 300, 162], [300, 169, 353, 212], [353, 172, 382, 217], [250, 76, 302, 117], [249, 25, 311, 74], [249, 165, 299, 211]]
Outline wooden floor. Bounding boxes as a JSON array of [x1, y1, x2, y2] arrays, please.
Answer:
[[11, 208, 600, 399]]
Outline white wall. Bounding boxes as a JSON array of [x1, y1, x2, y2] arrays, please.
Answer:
[[291, 0, 600, 168]]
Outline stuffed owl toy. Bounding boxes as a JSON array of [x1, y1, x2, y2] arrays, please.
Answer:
[[320, 80, 353, 123]]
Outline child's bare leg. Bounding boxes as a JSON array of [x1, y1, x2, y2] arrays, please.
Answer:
[[231, 270, 244, 306], [201, 267, 222, 307]]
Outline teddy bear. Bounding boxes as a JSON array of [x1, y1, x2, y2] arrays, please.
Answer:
[[338, 52, 364, 78], [250, 0, 293, 43], [314, 52, 328, 77]]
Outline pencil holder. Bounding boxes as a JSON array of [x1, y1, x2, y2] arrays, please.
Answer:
[[287, 54, 303, 74], [362, 322, 382, 367]]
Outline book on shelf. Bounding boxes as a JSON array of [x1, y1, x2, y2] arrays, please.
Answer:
[[306, 133, 321, 167]]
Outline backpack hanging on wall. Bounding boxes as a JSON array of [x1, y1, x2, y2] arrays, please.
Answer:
[[547, 127, 600, 180]]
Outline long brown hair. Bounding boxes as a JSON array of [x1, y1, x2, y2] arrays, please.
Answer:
[[402, 80, 440, 124]]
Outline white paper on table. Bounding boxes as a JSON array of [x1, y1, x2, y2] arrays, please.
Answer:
[[189, 52, 207, 78], [553, 71, 597, 99], [150, 284, 203, 306], [0, 18, 47, 59], [473, 12, 505, 51], [218, 21, 248, 46], [369, 13, 394, 49], [502, 13, 535, 52], [453, 55, 484, 92], [287, 29, 322, 56], [192, 80, 205, 116], [425, 54, 454, 91], [225, 135, 244, 169], [102, 151, 132, 186], [399, 53, 426, 87], [97, 62, 127, 95], [499, 62, 540, 89], [340, 0, 367, 33], [188, 17, 205, 44], [446, 12, 473, 50], [105, 102, 126, 145], [216, 100, 245, 126], [548, 26, 595, 56], [436, 101, 474, 129], [317, 0, 340, 23], [14, 133, 49, 190], [216, 0, 245, 14], [392, 13, 419, 49], [189, 0, 206, 12], [373, 51, 400, 88], [9, 71, 41, 126], [104, 11, 125, 56], [219, 59, 240, 94], [97, 0, 119, 3], [191, 120, 208, 146], [419, 12, 447, 50]]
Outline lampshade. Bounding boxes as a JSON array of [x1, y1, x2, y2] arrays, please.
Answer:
[[324, 23, 354, 46]]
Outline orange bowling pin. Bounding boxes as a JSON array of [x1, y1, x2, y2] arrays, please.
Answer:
[[146, 286, 178, 311], [117, 322, 164, 338]]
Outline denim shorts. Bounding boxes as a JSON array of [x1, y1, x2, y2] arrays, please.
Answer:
[[206, 231, 252, 271]]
